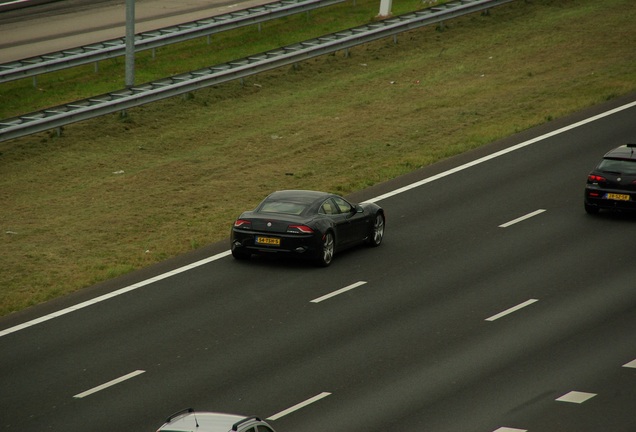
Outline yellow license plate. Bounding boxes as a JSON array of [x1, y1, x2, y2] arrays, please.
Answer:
[[255, 236, 280, 246], [606, 193, 630, 201]]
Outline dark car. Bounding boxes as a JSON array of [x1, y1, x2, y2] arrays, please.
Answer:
[[584, 143, 636, 214], [230, 190, 385, 266]]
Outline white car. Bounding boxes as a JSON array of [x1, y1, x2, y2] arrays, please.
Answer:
[[156, 408, 276, 432]]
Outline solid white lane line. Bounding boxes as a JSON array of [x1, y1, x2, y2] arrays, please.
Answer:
[[556, 391, 597, 404], [622, 359, 636, 368], [0, 251, 231, 338], [310, 281, 367, 303], [499, 209, 546, 228], [73, 369, 145, 399], [4, 101, 636, 338], [363, 100, 636, 204], [267, 392, 331, 421], [485, 299, 538, 322]]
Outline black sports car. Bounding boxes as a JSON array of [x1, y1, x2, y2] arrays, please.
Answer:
[[230, 190, 385, 266], [584, 144, 636, 214]]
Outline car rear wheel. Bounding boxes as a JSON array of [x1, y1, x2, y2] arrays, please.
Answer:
[[231, 245, 251, 260], [317, 232, 334, 267], [584, 202, 599, 214], [367, 212, 385, 247]]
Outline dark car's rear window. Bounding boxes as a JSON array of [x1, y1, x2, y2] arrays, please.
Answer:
[[598, 158, 636, 175], [259, 201, 307, 215]]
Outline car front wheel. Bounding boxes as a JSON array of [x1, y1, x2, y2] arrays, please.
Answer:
[[367, 213, 385, 247]]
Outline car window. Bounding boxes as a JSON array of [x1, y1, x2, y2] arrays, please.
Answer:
[[599, 159, 636, 175], [257, 426, 275, 432], [260, 201, 307, 215], [333, 197, 352, 213], [319, 199, 337, 215]]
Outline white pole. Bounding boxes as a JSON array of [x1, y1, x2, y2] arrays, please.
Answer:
[[378, 0, 392, 17], [125, 0, 135, 87]]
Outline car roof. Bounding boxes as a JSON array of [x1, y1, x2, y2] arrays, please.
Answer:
[[267, 190, 333, 201], [604, 144, 636, 160], [157, 410, 262, 432], [263, 190, 337, 208]]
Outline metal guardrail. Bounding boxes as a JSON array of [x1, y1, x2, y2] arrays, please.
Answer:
[[0, 0, 516, 143], [0, 0, 346, 84]]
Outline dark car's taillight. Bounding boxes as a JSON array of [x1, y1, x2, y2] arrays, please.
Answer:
[[587, 174, 606, 183], [287, 224, 314, 234], [234, 219, 251, 229]]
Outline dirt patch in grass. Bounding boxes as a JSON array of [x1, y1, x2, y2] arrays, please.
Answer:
[[1, 0, 635, 316]]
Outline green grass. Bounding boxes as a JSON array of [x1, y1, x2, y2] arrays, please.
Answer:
[[0, 0, 425, 118], [0, 0, 635, 316]]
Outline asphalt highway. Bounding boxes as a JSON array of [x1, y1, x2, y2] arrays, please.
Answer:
[[1, 94, 635, 431], [0, 0, 271, 62], [1, 2, 636, 432]]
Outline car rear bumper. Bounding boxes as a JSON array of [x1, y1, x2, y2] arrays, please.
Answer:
[[584, 187, 636, 211], [231, 229, 321, 255]]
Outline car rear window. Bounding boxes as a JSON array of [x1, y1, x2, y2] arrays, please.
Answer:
[[598, 158, 636, 175], [259, 201, 307, 215]]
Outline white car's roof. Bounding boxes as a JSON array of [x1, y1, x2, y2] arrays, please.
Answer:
[[157, 411, 249, 432]]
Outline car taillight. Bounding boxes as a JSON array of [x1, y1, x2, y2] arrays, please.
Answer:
[[234, 219, 251, 229], [287, 224, 314, 234], [588, 174, 606, 183]]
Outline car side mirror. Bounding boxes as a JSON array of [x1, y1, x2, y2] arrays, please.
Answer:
[[354, 205, 363, 213]]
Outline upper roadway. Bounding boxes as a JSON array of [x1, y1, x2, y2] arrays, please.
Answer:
[[0, 0, 271, 63]]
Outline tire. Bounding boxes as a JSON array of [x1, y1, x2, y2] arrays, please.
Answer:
[[367, 212, 385, 247], [316, 232, 334, 267], [231, 245, 251, 260], [584, 202, 599, 215]]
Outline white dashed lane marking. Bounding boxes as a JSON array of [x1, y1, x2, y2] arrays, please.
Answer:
[[485, 299, 539, 322], [493, 428, 527, 432], [73, 370, 145, 399], [267, 392, 331, 420], [556, 391, 597, 404], [310, 281, 367, 303], [499, 209, 546, 228], [622, 359, 636, 368]]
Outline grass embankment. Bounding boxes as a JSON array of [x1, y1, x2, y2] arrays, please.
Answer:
[[0, 0, 634, 317]]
